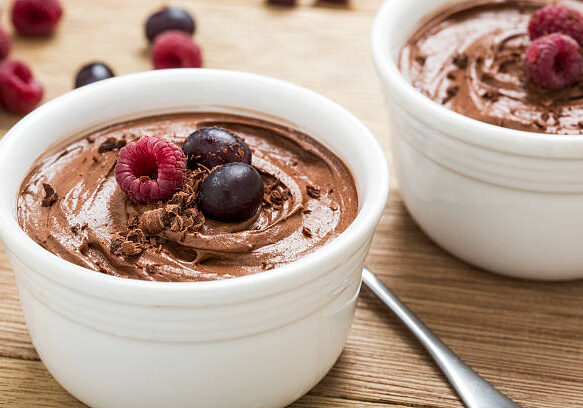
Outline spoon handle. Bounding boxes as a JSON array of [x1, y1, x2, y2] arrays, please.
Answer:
[[362, 267, 521, 408]]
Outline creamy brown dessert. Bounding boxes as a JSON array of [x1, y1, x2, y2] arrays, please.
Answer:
[[18, 113, 358, 282], [399, 0, 583, 134]]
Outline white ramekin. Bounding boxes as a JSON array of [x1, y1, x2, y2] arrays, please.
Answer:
[[0, 70, 389, 408], [372, 0, 583, 280]]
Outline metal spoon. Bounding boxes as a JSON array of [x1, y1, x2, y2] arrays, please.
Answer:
[[362, 267, 521, 408]]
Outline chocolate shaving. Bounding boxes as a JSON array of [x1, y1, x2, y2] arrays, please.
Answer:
[[330, 203, 339, 211], [41, 183, 58, 207], [86, 135, 95, 144], [121, 241, 143, 257], [302, 226, 313, 237], [168, 192, 190, 208], [306, 185, 321, 199], [127, 215, 140, 229], [480, 73, 494, 82], [263, 192, 273, 207], [116, 139, 127, 149], [145, 264, 158, 275], [170, 214, 184, 232], [79, 237, 89, 254], [98, 137, 118, 153], [446, 85, 459, 98], [126, 228, 145, 244], [446, 71, 456, 80], [110, 236, 124, 256], [533, 119, 546, 130], [140, 208, 168, 234], [481, 90, 499, 102], [184, 208, 205, 231], [415, 55, 426, 65], [452, 53, 469, 69], [578, 121, 583, 129], [270, 189, 283, 204]]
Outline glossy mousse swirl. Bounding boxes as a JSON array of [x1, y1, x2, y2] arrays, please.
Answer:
[[399, 0, 583, 134], [17, 113, 358, 281]]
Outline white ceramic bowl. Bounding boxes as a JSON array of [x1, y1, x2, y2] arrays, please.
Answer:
[[372, 0, 583, 280], [0, 70, 389, 408]]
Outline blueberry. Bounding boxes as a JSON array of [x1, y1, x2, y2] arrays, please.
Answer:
[[145, 7, 195, 43], [198, 163, 264, 222], [74, 62, 115, 88], [183, 127, 252, 170]]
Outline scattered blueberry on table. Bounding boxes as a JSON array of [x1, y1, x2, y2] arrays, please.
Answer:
[[145, 7, 196, 43], [74, 62, 115, 88]]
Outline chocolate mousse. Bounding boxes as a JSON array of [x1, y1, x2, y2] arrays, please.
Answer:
[[17, 113, 358, 282], [399, 0, 583, 134]]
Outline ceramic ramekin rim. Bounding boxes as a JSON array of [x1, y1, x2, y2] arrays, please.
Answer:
[[371, 0, 583, 159], [0, 69, 389, 306]]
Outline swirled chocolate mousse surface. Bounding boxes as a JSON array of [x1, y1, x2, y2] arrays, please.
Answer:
[[17, 113, 358, 282], [399, 0, 583, 134]]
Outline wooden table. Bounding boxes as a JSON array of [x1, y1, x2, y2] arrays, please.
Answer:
[[1, 0, 583, 406]]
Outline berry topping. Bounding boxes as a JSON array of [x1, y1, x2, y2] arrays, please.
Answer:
[[145, 7, 196, 43], [524, 33, 583, 91], [529, 6, 583, 46], [11, 0, 63, 37], [182, 127, 252, 170], [74, 62, 115, 88], [0, 60, 43, 114], [198, 163, 264, 222], [114, 136, 187, 204], [0, 28, 11, 61], [151, 30, 202, 69]]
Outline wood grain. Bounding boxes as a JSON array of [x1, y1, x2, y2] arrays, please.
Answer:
[[1, 0, 583, 407]]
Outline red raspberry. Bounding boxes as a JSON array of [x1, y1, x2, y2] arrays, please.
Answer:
[[524, 33, 583, 90], [529, 6, 583, 45], [151, 30, 202, 69], [0, 60, 43, 114], [11, 0, 63, 37], [115, 136, 187, 204], [0, 28, 11, 61]]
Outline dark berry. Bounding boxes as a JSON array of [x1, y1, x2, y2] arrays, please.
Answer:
[[529, 6, 583, 46], [0, 28, 11, 61], [11, 0, 63, 37], [74, 62, 115, 88], [524, 33, 583, 91], [198, 163, 264, 222], [145, 7, 195, 43], [115, 136, 187, 203], [0, 60, 43, 114], [151, 30, 202, 69], [183, 127, 252, 170]]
